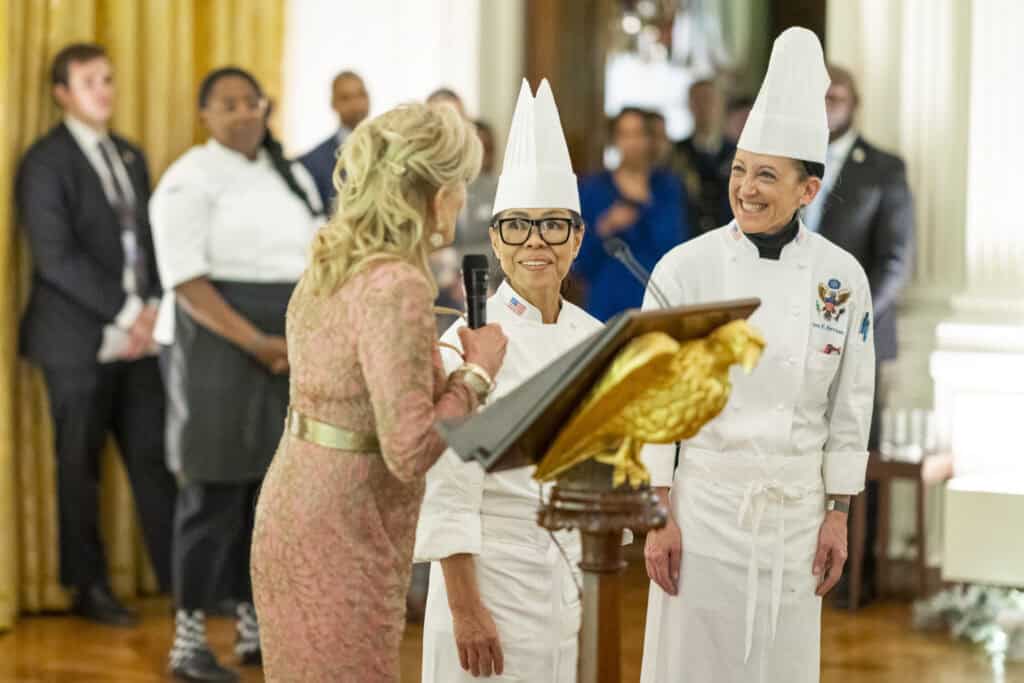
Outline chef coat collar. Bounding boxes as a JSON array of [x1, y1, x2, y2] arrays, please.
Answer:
[[744, 213, 800, 260], [724, 218, 810, 266], [497, 280, 576, 326], [206, 137, 271, 167]]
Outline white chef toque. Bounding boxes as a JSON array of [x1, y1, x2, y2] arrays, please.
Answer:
[[491, 79, 580, 216], [737, 27, 831, 164]]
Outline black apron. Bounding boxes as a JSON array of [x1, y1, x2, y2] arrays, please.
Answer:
[[164, 281, 294, 483]]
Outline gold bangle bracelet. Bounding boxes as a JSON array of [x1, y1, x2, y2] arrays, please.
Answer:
[[459, 362, 494, 392]]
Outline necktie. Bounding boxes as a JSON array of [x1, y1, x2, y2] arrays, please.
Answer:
[[97, 140, 148, 296]]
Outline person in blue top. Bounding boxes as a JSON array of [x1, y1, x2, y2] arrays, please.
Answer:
[[576, 107, 691, 321]]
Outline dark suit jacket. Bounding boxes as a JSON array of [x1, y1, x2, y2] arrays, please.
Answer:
[[817, 136, 914, 362], [670, 136, 735, 234], [17, 123, 161, 368], [299, 132, 340, 212]]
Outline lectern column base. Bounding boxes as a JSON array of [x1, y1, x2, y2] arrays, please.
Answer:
[[538, 459, 667, 683]]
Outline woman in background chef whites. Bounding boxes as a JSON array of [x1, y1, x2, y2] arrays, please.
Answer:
[[639, 28, 876, 683], [150, 67, 323, 682], [415, 79, 602, 682]]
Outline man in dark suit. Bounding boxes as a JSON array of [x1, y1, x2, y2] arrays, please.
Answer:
[[668, 79, 735, 234], [299, 70, 370, 211], [805, 64, 915, 606], [17, 43, 177, 626]]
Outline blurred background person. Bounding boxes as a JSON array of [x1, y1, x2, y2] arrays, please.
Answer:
[[299, 70, 370, 211], [250, 103, 506, 682], [576, 107, 691, 321], [647, 110, 673, 168], [450, 119, 502, 289], [426, 87, 474, 336], [16, 43, 175, 627], [723, 95, 755, 147], [427, 86, 468, 118], [150, 66, 323, 682], [669, 78, 735, 234], [805, 64, 915, 608]]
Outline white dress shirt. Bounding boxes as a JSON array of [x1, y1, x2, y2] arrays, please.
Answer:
[[64, 115, 147, 361], [803, 128, 858, 232], [149, 138, 324, 344]]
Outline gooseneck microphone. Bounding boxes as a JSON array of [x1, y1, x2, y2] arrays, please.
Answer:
[[462, 254, 490, 329], [602, 238, 671, 309]]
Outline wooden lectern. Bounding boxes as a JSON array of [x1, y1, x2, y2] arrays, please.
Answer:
[[437, 299, 761, 683]]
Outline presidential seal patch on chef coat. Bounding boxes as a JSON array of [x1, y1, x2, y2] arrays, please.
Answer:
[[816, 279, 850, 322]]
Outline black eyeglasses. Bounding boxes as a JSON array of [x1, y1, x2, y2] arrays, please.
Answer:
[[494, 217, 579, 246]]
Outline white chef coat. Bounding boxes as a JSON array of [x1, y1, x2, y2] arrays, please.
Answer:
[[639, 221, 875, 683], [149, 138, 323, 344], [414, 280, 603, 683]]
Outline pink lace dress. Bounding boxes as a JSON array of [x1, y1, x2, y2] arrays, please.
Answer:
[[251, 260, 480, 682]]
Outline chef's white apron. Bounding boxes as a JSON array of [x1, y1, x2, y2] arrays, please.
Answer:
[[640, 449, 826, 683]]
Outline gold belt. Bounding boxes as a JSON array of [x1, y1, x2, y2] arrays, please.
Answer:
[[286, 407, 380, 453]]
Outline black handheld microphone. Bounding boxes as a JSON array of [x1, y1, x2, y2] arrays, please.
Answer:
[[602, 238, 671, 309], [462, 254, 490, 329]]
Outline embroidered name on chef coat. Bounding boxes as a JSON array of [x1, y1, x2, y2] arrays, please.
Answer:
[[812, 277, 851, 337]]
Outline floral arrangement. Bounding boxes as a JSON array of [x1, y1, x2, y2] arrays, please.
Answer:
[[913, 585, 1024, 670]]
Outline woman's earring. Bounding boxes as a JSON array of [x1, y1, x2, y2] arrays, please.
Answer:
[[429, 232, 445, 248]]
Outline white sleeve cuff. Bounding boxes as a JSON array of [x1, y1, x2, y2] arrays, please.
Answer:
[[413, 512, 482, 563], [823, 450, 870, 495], [114, 294, 143, 329], [642, 442, 678, 488]]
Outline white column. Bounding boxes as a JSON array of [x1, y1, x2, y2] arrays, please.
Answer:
[[282, 0, 482, 155], [826, 0, 972, 568], [949, 0, 1024, 321], [827, 0, 971, 411], [932, 0, 1024, 488], [476, 0, 525, 168]]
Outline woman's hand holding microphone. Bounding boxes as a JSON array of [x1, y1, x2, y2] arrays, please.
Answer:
[[455, 324, 508, 401]]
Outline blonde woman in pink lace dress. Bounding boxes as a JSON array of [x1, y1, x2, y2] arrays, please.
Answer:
[[250, 103, 508, 682]]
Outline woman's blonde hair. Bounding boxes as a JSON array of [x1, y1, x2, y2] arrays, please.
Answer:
[[307, 103, 482, 296]]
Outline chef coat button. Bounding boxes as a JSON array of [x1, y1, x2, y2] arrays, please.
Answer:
[[788, 356, 798, 365], [776, 403, 785, 412]]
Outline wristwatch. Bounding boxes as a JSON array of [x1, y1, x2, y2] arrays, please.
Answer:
[[826, 498, 851, 514]]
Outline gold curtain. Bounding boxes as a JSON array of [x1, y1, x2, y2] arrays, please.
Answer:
[[0, 0, 285, 632]]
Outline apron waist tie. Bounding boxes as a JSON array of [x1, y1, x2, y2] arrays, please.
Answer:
[[737, 480, 794, 663]]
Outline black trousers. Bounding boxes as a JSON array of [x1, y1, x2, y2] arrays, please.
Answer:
[[844, 362, 884, 593], [41, 358, 176, 591], [173, 479, 261, 611]]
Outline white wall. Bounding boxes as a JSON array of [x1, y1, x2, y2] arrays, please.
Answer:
[[283, 0, 481, 156]]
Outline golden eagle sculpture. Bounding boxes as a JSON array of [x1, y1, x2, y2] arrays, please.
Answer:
[[534, 319, 766, 488]]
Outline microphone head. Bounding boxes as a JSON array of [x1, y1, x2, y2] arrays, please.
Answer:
[[462, 254, 490, 290], [462, 254, 490, 273], [602, 237, 627, 257]]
